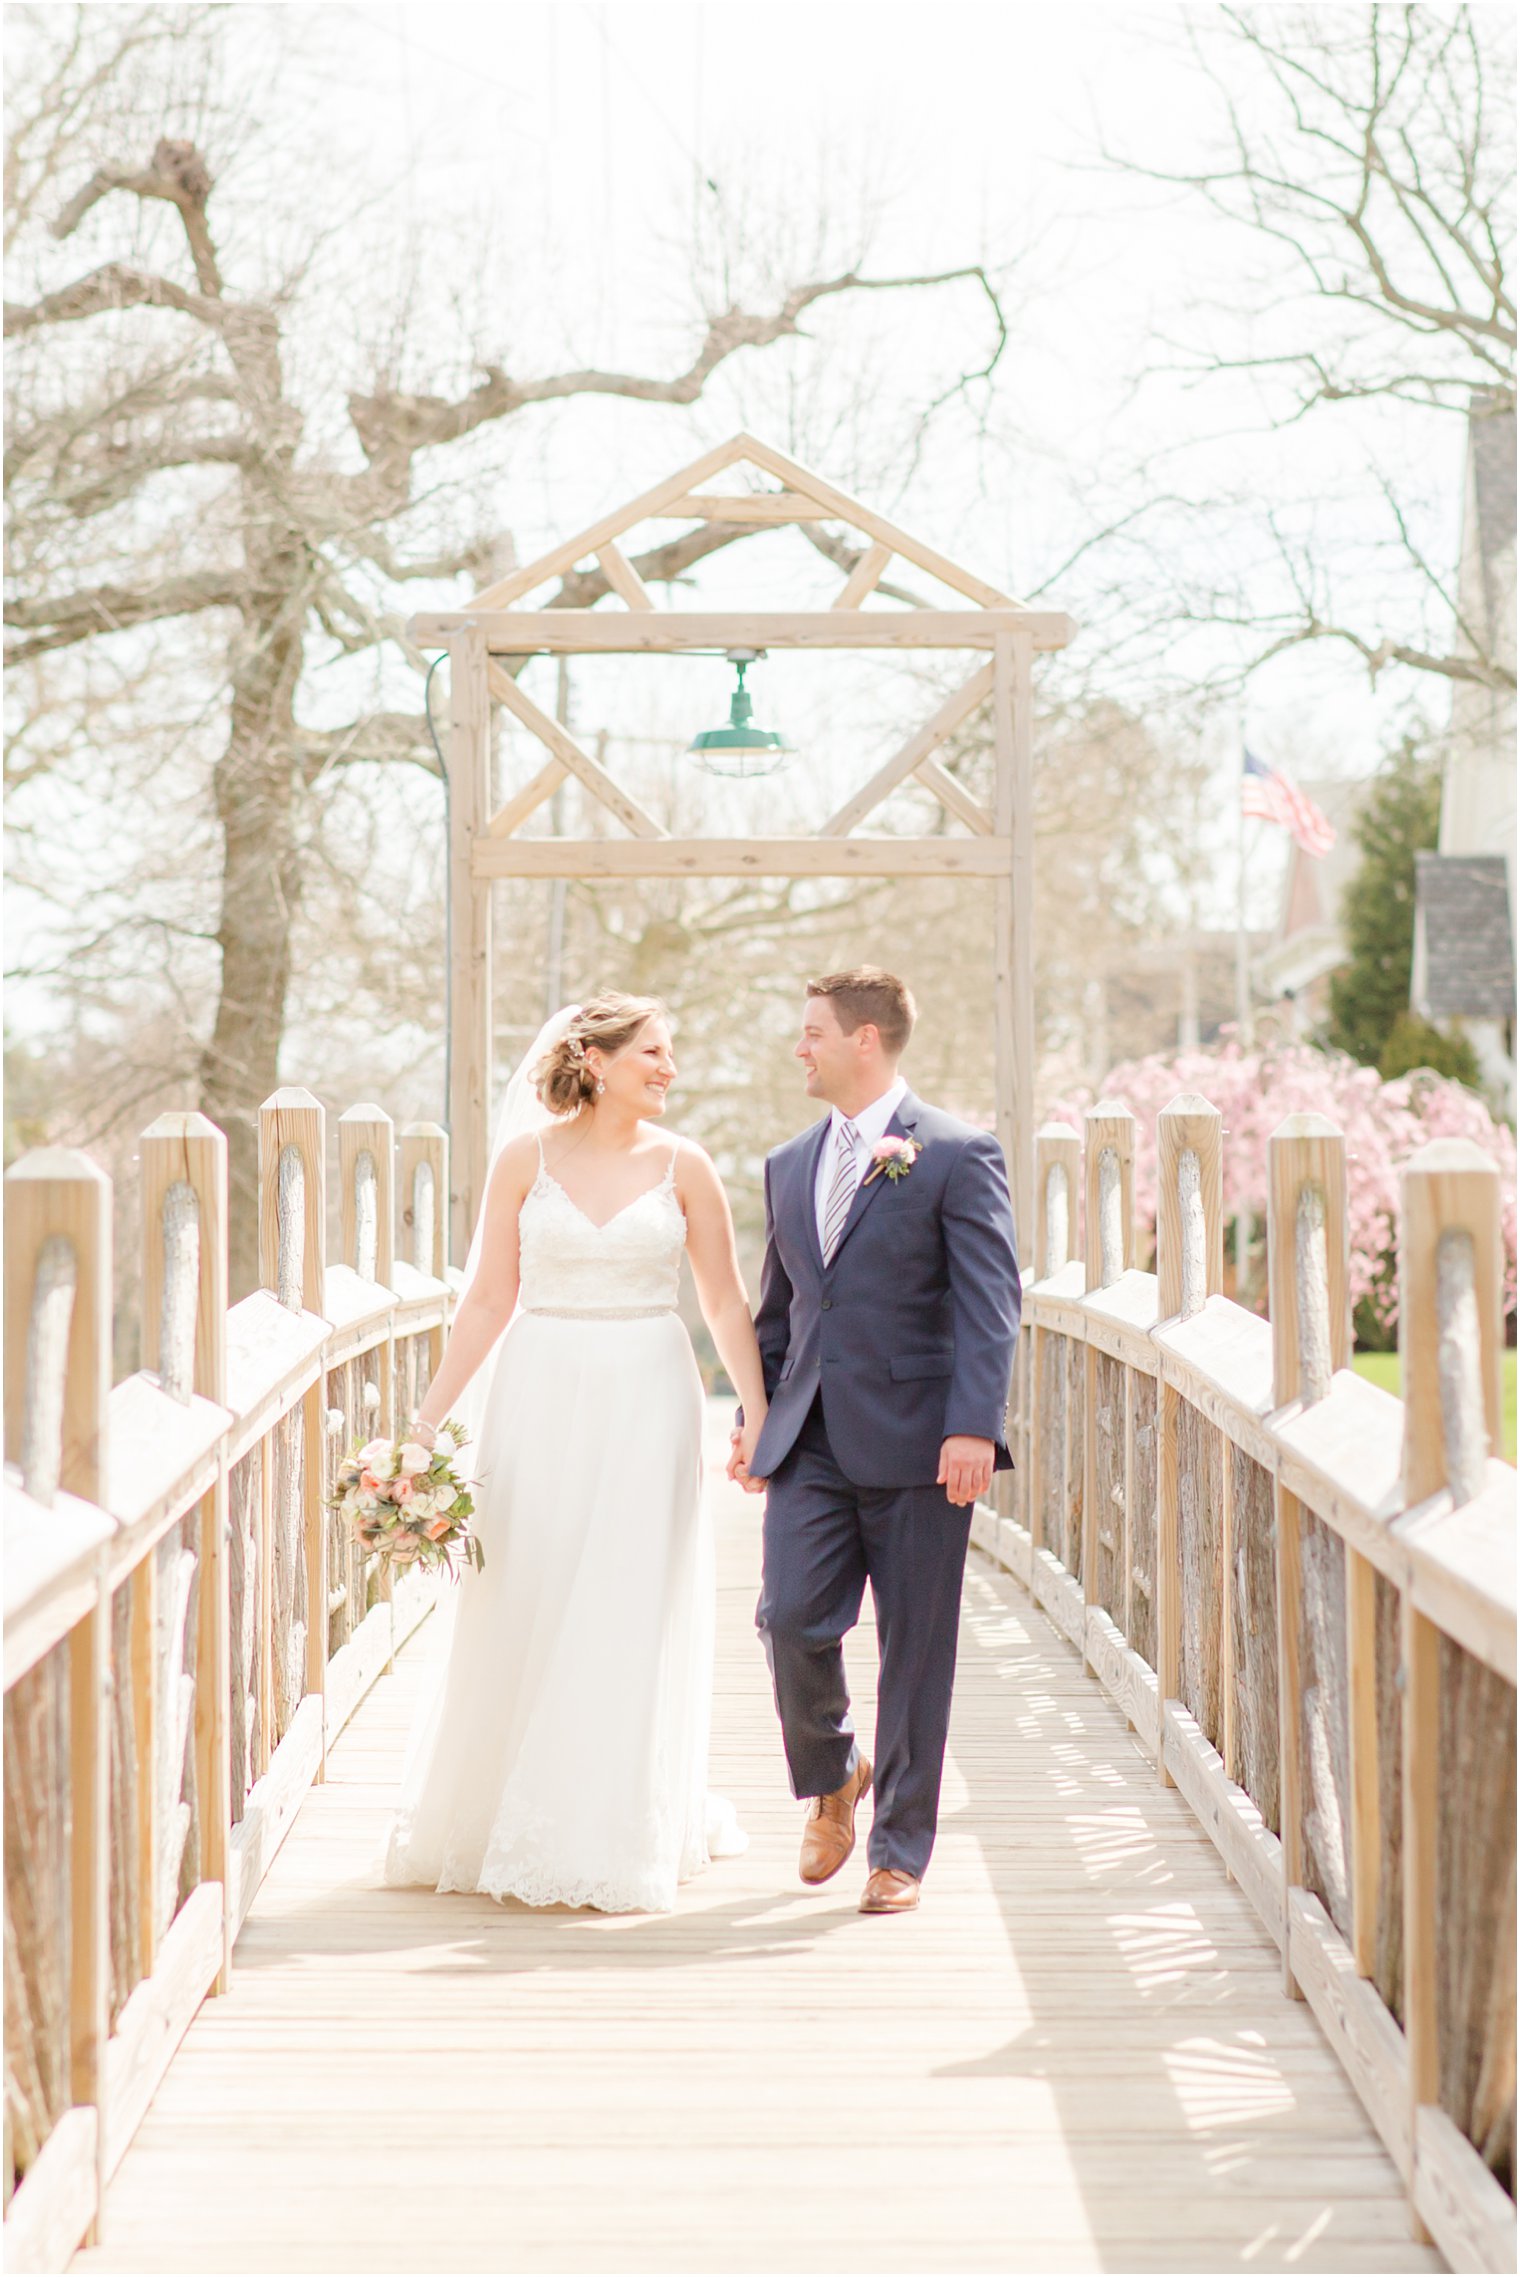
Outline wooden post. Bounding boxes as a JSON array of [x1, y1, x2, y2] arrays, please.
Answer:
[[992, 630, 1037, 1262], [141, 1113, 233, 1991], [340, 1104, 395, 1628], [1346, 1546, 1379, 1980], [448, 629, 493, 1266], [990, 636, 1015, 1191], [1397, 1139, 1503, 1509], [1400, 1590, 1441, 2245], [1081, 1103, 1134, 1660], [1154, 1096, 1224, 1788], [259, 1090, 330, 1729], [1267, 1112, 1348, 1997], [1082, 1100, 1135, 1296], [1029, 1124, 1081, 1565], [339, 1104, 395, 1290], [400, 1123, 450, 1280], [1397, 1139, 1503, 2242], [1011, 634, 1037, 1258], [1154, 1095, 1224, 1323], [401, 1122, 451, 1423], [4, 1149, 113, 1503], [1155, 1102, 1228, 1776], [258, 1089, 326, 1319], [3, 1149, 113, 2243], [1267, 1115, 1350, 1407], [1035, 1123, 1081, 1281]]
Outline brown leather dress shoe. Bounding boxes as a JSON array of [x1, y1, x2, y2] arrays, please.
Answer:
[[859, 1867, 921, 1914], [799, 1753, 873, 1885]]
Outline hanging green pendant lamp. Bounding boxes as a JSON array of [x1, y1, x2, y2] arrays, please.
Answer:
[[687, 650, 791, 778]]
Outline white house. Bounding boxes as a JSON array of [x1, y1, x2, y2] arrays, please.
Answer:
[[1411, 388, 1517, 1110]]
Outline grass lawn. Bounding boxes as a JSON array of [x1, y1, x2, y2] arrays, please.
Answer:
[[1352, 1347, 1518, 1464]]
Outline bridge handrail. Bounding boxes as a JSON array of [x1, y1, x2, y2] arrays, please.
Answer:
[[987, 1091, 1516, 2273], [3, 1092, 455, 2273]]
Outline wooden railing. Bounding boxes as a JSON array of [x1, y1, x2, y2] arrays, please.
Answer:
[[979, 1092, 1516, 2272], [3, 1091, 455, 2273]]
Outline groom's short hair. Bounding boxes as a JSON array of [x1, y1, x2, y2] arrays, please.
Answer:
[[805, 967, 916, 1057]]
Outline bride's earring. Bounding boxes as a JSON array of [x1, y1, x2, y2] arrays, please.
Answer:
[[596, 1078, 606, 1095]]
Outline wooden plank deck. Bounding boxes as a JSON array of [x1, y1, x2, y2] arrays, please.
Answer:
[[74, 1419, 1440, 2275]]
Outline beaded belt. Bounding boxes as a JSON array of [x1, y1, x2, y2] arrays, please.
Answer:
[[522, 1304, 676, 1320]]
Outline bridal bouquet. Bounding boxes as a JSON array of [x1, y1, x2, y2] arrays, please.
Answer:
[[328, 1419, 484, 1578]]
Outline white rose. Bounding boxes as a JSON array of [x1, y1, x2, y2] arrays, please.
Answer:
[[357, 1437, 391, 1468], [397, 1441, 433, 1477]]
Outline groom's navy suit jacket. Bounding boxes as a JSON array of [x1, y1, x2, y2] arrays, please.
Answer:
[[749, 1091, 1022, 1489]]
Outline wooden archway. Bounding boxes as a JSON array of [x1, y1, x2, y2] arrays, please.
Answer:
[[408, 432, 1074, 1262]]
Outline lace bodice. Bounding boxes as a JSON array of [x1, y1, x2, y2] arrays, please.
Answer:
[[517, 1142, 686, 1313]]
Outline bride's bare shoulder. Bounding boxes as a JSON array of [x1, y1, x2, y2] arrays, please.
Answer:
[[666, 1132, 727, 1196], [486, 1131, 544, 1195], [664, 1128, 710, 1165]]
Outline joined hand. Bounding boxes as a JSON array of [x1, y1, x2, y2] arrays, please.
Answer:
[[727, 1425, 766, 1496]]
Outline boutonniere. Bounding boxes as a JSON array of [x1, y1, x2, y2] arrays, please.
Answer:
[[861, 1134, 923, 1187]]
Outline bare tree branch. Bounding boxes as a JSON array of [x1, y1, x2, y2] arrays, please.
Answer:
[[4, 257, 224, 335], [52, 136, 223, 295], [5, 569, 245, 660]]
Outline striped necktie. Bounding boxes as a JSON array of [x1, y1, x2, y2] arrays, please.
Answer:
[[821, 1119, 861, 1263]]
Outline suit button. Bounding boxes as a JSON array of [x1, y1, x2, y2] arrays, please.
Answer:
[[821, 1300, 832, 1311]]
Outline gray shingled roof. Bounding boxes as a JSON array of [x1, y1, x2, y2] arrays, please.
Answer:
[[1415, 852, 1517, 1018]]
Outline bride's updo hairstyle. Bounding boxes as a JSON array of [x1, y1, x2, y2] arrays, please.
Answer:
[[533, 991, 666, 1116]]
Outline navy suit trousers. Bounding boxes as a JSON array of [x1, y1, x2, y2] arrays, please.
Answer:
[[756, 1395, 972, 1880]]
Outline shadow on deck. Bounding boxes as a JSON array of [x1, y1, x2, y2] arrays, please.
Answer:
[[72, 1452, 1438, 2276]]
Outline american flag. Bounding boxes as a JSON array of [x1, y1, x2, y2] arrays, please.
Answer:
[[1241, 750, 1336, 857]]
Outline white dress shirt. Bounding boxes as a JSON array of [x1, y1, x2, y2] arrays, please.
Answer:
[[813, 1075, 909, 1255]]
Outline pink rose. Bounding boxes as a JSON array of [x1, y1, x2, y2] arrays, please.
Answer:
[[392, 1477, 414, 1504], [359, 1471, 383, 1496], [425, 1514, 452, 1540], [871, 1135, 914, 1161]]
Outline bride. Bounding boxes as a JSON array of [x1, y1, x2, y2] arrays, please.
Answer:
[[382, 992, 766, 1914]]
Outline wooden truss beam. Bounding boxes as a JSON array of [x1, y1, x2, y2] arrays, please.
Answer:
[[485, 756, 566, 840], [486, 663, 665, 840], [472, 837, 1011, 880], [657, 492, 829, 522], [411, 609, 1074, 653], [461, 432, 1023, 612], [735, 434, 1016, 608], [831, 543, 893, 610], [916, 757, 994, 836], [595, 543, 654, 611], [472, 436, 750, 607], [822, 666, 994, 836]]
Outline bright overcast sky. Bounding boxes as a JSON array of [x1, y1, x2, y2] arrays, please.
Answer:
[[288, 2, 1470, 838], [6, 0, 1490, 995]]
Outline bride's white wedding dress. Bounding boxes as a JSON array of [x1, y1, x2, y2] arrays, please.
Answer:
[[382, 1135, 746, 1913]]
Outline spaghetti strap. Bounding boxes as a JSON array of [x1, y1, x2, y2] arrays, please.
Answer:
[[661, 1141, 680, 1191]]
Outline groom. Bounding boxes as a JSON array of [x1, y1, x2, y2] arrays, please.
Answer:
[[731, 969, 1021, 1914]]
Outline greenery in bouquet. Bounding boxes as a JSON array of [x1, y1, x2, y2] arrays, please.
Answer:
[[327, 1419, 483, 1578]]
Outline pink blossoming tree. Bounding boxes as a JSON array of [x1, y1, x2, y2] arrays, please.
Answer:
[[1046, 1039, 1517, 1338]]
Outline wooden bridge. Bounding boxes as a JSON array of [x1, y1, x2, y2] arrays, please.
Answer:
[[4, 1086, 1515, 2274]]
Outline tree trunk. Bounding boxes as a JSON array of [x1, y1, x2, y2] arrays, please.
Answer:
[[198, 597, 305, 1298]]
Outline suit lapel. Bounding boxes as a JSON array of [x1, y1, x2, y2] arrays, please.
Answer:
[[828, 1091, 921, 1262], [796, 1115, 833, 1274]]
